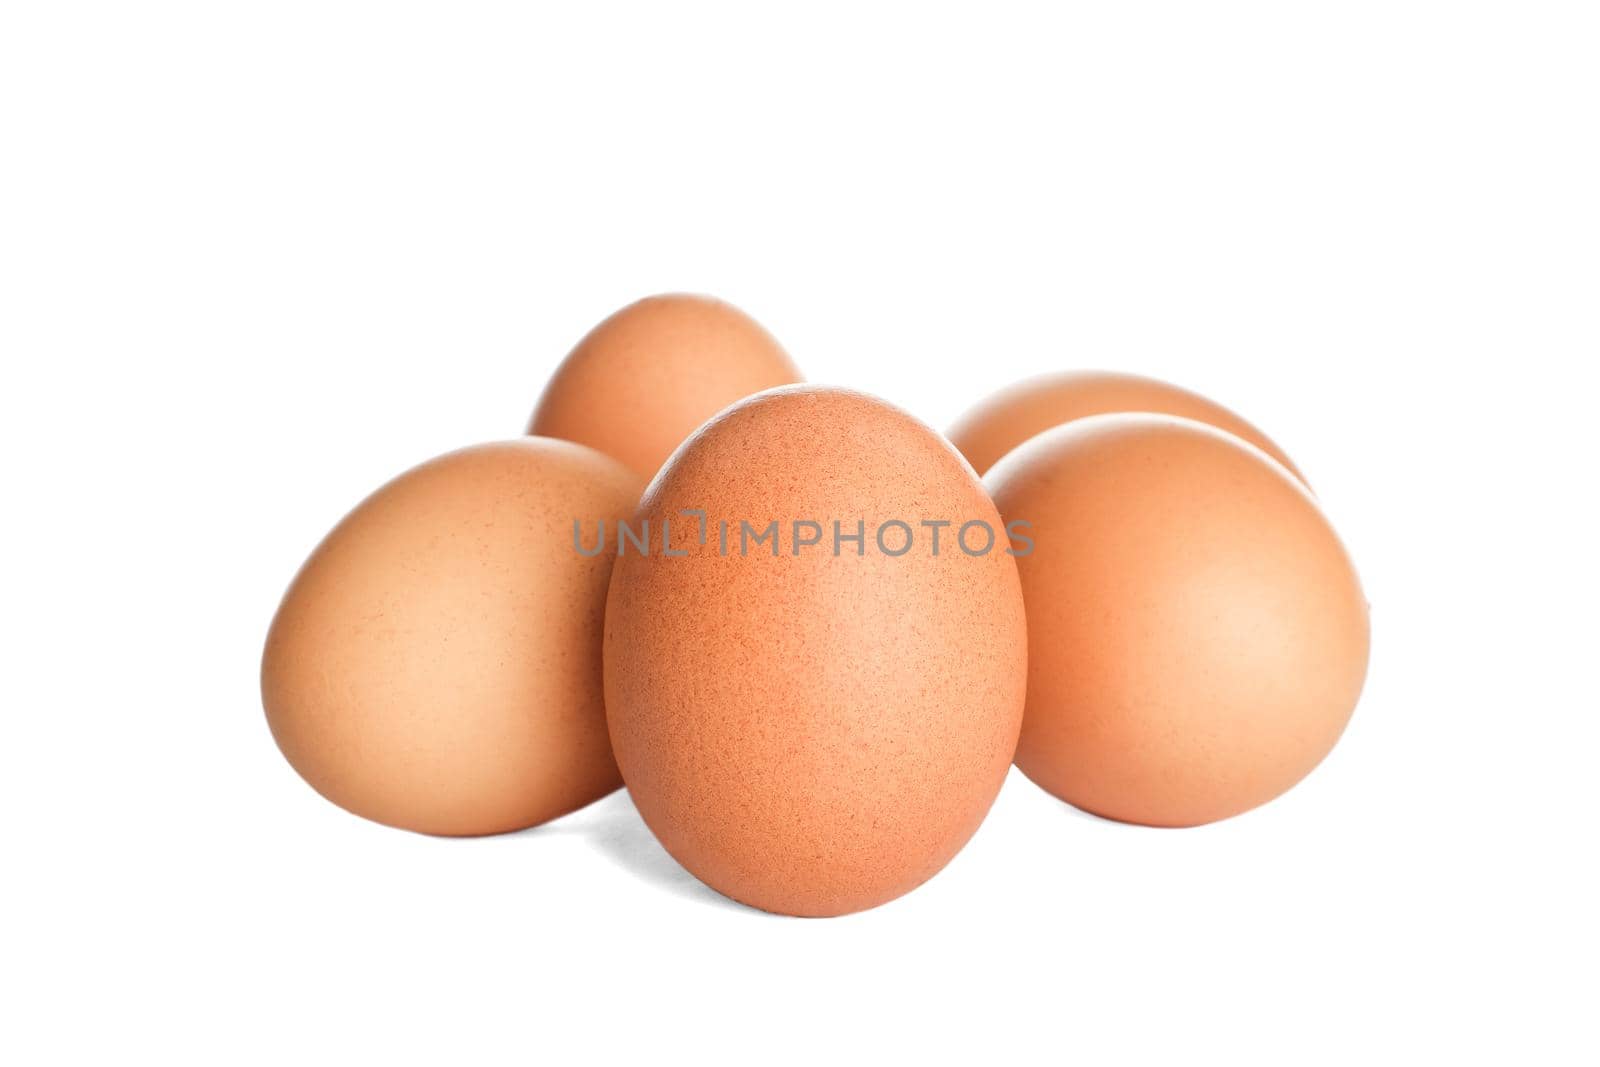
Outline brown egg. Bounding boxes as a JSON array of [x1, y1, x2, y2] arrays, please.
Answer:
[[261, 438, 642, 836], [528, 293, 803, 480], [949, 370, 1306, 483], [986, 414, 1368, 827], [604, 386, 1028, 916]]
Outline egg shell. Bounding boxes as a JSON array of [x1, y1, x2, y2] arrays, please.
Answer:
[[261, 438, 642, 836], [949, 369, 1305, 482], [528, 293, 802, 480], [986, 414, 1367, 827], [604, 385, 1028, 916]]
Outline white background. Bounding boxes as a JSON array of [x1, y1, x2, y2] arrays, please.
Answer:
[[4, 2, 1596, 1063]]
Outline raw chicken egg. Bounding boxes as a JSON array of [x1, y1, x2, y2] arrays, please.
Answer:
[[986, 414, 1367, 827], [604, 385, 1028, 915], [950, 370, 1305, 483], [261, 438, 641, 836], [529, 293, 802, 480]]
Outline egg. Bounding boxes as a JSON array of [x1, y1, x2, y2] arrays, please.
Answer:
[[949, 370, 1305, 483], [528, 293, 803, 480], [261, 438, 642, 836], [986, 414, 1368, 827], [604, 386, 1028, 915]]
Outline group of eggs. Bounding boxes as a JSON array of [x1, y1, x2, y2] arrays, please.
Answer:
[[262, 294, 1369, 917]]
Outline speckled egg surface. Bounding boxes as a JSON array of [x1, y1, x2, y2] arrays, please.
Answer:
[[528, 293, 803, 480], [949, 369, 1305, 483], [262, 438, 642, 836], [604, 386, 1028, 916], [987, 414, 1368, 827]]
